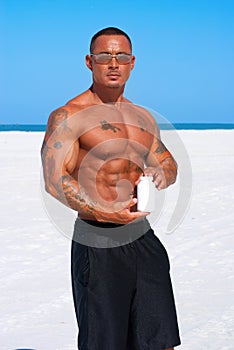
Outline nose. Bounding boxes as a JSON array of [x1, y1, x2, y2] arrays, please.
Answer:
[[108, 55, 119, 68]]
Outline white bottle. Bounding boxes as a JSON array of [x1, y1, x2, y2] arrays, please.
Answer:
[[137, 176, 155, 212]]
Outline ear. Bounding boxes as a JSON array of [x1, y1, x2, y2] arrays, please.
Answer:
[[130, 55, 135, 70], [86, 54, 93, 71]]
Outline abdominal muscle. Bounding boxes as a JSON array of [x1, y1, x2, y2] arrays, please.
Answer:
[[75, 154, 144, 220]]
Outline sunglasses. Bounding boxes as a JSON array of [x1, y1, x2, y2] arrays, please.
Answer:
[[90, 53, 132, 64]]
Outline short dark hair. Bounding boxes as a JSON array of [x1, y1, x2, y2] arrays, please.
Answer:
[[90, 27, 132, 53]]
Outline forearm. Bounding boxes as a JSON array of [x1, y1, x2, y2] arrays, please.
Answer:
[[49, 173, 147, 224], [59, 173, 98, 215], [144, 156, 177, 190], [160, 157, 178, 186], [41, 140, 95, 213]]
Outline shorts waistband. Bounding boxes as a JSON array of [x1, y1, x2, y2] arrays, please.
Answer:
[[80, 219, 125, 229], [73, 218, 151, 248]]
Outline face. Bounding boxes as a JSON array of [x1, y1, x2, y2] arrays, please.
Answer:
[[86, 35, 135, 89]]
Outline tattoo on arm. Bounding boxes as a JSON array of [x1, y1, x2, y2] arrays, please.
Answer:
[[154, 140, 167, 154], [42, 108, 71, 167], [41, 139, 55, 179], [41, 140, 50, 162], [100, 120, 121, 133], [160, 158, 177, 186], [47, 155, 56, 178], [53, 141, 63, 149], [47, 108, 72, 137], [58, 174, 97, 214]]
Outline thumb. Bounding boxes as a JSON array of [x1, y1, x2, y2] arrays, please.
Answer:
[[128, 197, 137, 208]]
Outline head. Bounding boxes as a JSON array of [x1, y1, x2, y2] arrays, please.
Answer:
[[89, 27, 132, 53], [86, 27, 135, 90]]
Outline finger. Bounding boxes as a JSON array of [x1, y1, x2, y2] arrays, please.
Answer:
[[135, 178, 141, 186], [128, 197, 137, 207], [130, 209, 150, 217], [138, 211, 150, 216], [144, 171, 154, 177], [113, 197, 137, 212], [158, 182, 166, 190], [155, 178, 167, 190], [153, 174, 161, 187], [123, 197, 138, 208], [144, 166, 154, 173]]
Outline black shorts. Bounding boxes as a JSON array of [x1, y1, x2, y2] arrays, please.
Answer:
[[71, 219, 181, 350]]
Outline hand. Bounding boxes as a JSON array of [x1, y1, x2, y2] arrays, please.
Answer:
[[94, 197, 149, 225], [144, 166, 167, 190]]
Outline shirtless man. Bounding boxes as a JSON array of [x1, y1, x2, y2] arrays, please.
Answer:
[[41, 27, 181, 350]]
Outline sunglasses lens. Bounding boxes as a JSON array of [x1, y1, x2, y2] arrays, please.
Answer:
[[93, 54, 132, 64], [96, 54, 110, 63], [117, 54, 131, 63]]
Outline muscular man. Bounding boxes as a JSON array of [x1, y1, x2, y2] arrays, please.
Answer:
[[41, 27, 181, 350]]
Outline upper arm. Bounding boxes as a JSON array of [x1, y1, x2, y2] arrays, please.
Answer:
[[41, 107, 79, 194]]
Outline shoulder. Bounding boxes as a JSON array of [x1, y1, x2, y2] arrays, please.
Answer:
[[46, 90, 92, 129], [137, 105, 160, 137], [66, 89, 93, 110], [124, 102, 160, 137], [45, 105, 75, 136]]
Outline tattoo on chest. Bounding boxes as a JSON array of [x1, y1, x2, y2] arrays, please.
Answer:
[[100, 120, 121, 133], [137, 116, 146, 132]]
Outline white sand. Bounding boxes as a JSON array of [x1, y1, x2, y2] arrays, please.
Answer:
[[0, 130, 233, 350]]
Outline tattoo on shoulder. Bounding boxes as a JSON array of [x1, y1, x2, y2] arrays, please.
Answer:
[[100, 120, 121, 133], [154, 141, 167, 154], [47, 108, 72, 135]]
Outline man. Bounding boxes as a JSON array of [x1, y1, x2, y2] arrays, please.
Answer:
[[41, 27, 181, 350]]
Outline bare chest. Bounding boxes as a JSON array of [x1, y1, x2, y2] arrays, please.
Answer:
[[79, 120, 153, 160]]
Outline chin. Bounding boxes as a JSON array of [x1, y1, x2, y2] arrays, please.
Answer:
[[107, 82, 121, 88]]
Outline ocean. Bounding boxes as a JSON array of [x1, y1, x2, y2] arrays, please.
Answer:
[[0, 123, 233, 132]]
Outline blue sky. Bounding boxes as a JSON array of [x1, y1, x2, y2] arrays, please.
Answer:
[[1, 0, 234, 124]]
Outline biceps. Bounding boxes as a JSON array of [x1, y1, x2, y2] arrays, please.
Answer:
[[64, 140, 79, 173], [42, 134, 79, 185]]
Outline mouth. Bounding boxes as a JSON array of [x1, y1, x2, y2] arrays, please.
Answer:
[[107, 72, 121, 78]]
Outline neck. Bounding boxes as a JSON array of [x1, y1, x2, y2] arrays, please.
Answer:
[[90, 83, 125, 103]]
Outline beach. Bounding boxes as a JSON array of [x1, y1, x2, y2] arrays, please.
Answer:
[[0, 130, 233, 350]]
